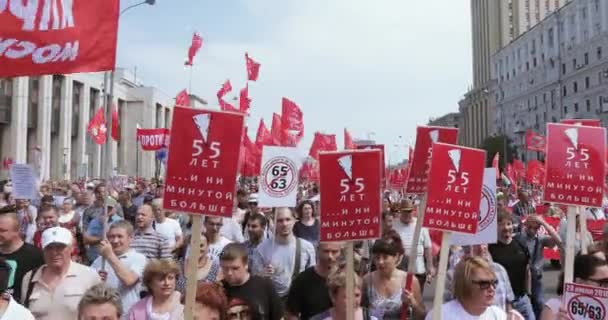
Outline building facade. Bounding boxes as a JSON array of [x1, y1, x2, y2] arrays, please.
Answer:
[[0, 69, 173, 180], [427, 112, 461, 128], [492, 0, 608, 160]]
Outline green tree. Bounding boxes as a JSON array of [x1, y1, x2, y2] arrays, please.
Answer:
[[479, 135, 517, 171]]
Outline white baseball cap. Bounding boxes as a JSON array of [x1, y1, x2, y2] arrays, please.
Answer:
[[41, 227, 73, 249]]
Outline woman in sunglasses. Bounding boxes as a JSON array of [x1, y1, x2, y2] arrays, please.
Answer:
[[427, 256, 507, 319], [540, 254, 608, 319]]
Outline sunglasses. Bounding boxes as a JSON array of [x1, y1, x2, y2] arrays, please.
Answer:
[[471, 279, 498, 290]]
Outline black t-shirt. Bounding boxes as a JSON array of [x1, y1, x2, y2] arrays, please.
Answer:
[[286, 267, 332, 320], [0, 243, 44, 301], [293, 220, 320, 246], [489, 239, 529, 297], [122, 204, 138, 225], [222, 275, 284, 320]]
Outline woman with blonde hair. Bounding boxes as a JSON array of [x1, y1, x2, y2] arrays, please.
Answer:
[[426, 256, 507, 319]]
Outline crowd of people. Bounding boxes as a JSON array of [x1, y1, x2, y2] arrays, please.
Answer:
[[0, 179, 606, 319]]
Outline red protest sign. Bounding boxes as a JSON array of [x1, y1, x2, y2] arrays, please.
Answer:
[[0, 0, 119, 77], [356, 144, 385, 182], [137, 128, 171, 151], [406, 126, 459, 194], [543, 123, 606, 207], [560, 119, 602, 127], [164, 107, 244, 217], [319, 150, 382, 242], [423, 143, 485, 234]]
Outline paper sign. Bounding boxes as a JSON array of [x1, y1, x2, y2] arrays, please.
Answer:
[[423, 143, 486, 234], [9, 164, 36, 200], [561, 119, 601, 127], [356, 144, 385, 183], [258, 146, 302, 207], [563, 282, 608, 320], [319, 150, 382, 242], [450, 168, 497, 245], [406, 126, 459, 194], [110, 175, 128, 191], [164, 107, 244, 217], [543, 123, 606, 207]]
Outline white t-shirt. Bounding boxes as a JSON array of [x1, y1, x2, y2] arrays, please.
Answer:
[[0, 297, 35, 320], [220, 218, 245, 243], [392, 218, 432, 274], [208, 236, 232, 259], [154, 218, 182, 248], [91, 249, 147, 314], [425, 300, 507, 320]]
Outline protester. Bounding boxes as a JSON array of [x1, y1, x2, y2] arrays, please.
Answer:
[[82, 184, 106, 232], [119, 191, 138, 226], [84, 197, 123, 263], [91, 220, 147, 314], [191, 282, 228, 320], [426, 256, 507, 319], [131, 203, 172, 260], [381, 211, 394, 235], [127, 259, 183, 319], [293, 200, 320, 246], [151, 199, 183, 254], [204, 216, 233, 259], [177, 233, 222, 294], [21, 226, 101, 319], [77, 284, 123, 320], [558, 212, 594, 269], [220, 243, 284, 320], [15, 199, 37, 243], [287, 242, 343, 320], [243, 213, 267, 270], [0, 258, 35, 319]]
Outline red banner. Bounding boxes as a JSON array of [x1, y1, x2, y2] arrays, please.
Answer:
[[0, 0, 119, 77], [561, 119, 601, 127], [164, 107, 244, 217], [319, 150, 382, 241], [281, 98, 304, 146], [543, 123, 606, 207], [357, 144, 386, 183], [137, 128, 170, 151], [406, 126, 459, 194], [344, 128, 355, 150], [526, 160, 545, 186], [525, 130, 546, 152], [423, 143, 486, 234], [309, 132, 337, 160]]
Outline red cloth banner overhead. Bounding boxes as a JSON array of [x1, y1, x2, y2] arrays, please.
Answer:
[[239, 85, 251, 113], [245, 53, 260, 81], [185, 32, 203, 66], [344, 128, 355, 150], [164, 107, 245, 217], [281, 98, 304, 146], [389, 166, 408, 189], [526, 160, 545, 185], [319, 150, 382, 241], [87, 107, 107, 145], [512, 159, 525, 180], [175, 89, 189, 107], [111, 105, 120, 141], [560, 119, 601, 127], [423, 143, 486, 234], [492, 152, 500, 177], [357, 144, 386, 183], [136, 128, 170, 151], [240, 133, 261, 177], [271, 113, 283, 146], [406, 126, 459, 194], [255, 119, 273, 147], [299, 160, 319, 182], [525, 130, 546, 152], [217, 80, 232, 99], [309, 132, 337, 160], [0, 0, 119, 77], [543, 123, 606, 207]]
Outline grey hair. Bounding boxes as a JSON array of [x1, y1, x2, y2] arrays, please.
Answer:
[[77, 284, 123, 318]]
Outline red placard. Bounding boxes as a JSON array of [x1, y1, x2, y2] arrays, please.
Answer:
[[319, 150, 382, 242], [543, 123, 606, 207], [423, 143, 486, 234], [560, 119, 601, 127], [357, 144, 385, 182], [0, 0, 119, 77], [164, 107, 244, 217], [136, 128, 171, 151], [406, 126, 459, 194]]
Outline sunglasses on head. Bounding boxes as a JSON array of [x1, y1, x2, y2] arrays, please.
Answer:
[[471, 279, 498, 290]]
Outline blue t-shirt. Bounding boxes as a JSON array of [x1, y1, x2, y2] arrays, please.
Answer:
[[86, 214, 123, 261]]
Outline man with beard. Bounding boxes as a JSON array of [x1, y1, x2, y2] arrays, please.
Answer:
[[286, 242, 343, 320]]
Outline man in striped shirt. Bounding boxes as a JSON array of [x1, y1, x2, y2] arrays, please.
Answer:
[[131, 203, 172, 260]]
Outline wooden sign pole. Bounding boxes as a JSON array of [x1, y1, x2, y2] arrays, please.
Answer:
[[407, 194, 427, 274], [578, 206, 588, 254], [184, 215, 203, 320], [564, 206, 577, 283], [345, 242, 355, 320], [431, 232, 451, 320]]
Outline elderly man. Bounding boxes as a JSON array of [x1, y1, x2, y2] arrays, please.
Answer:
[[21, 226, 100, 320], [131, 203, 172, 260]]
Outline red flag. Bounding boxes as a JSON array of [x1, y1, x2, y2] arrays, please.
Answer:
[[239, 84, 251, 113], [506, 164, 518, 192], [245, 53, 261, 81], [175, 89, 189, 107], [111, 105, 120, 141], [492, 152, 500, 177], [271, 113, 283, 146], [526, 160, 545, 185], [217, 80, 232, 99], [255, 119, 273, 146], [309, 132, 338, 159], [136, 128, 170, 151], [281, 97, 304, 146], [408, 146, 414, 162], [185, 32, 203, 66], [344, 128, 355, 149], [87, 108, 107, 145], [299, 160, 319, 182], [219, 99, 239, 112], [525, 129, 546, 152], [240, 133, 261, 177], [512, 159, 525, 180]]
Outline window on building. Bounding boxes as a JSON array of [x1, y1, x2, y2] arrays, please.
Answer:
[[562, 63, 567, 74], [563, 86, 567, 97], [564, 106, 568, 114], [543, 112, 547, 121], [526, 62, 530, 71], [574, 81, 578, 93], [585, 52, 589, 65], [573, 58, 577, 69], [586, 99, 591, 112], [543, 92, 547, 103], [548, 28, 555, 48], [586, 76, 590, 89], [533, 57, 537, 67], [552, 116, 557, 122], [574, 103, 579, 113], [598, 46, 603, 60]]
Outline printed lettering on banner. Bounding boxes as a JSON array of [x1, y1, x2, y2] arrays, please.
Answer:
[[319, 150, 382, 242], [110, 175, 128, 192], [405, 126, 459, 194], [258, 146, 302, 208], [563, 282, 608, 320], [356, 144, 385, 183], [163, 107, 244, 217], [137, 128, 171, 151], [0, 0, 120, 77], [423, 143, 486, 234], [9, 164, 36, 200], [450, 168, 497, 245], [543, 123, 606, 207]]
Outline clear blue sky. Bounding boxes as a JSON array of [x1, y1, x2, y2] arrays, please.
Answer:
[[116, 0, 472, 163]]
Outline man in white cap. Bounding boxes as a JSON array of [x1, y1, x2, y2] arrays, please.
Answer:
[[20, 226, 101, 320]]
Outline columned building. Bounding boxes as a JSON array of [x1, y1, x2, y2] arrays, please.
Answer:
[[0, 69, 173, 180]]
